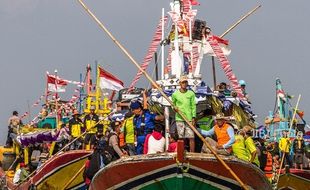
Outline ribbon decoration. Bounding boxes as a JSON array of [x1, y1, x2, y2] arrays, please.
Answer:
[[207, 34, 244, 98], [128, 16, 168, 90]]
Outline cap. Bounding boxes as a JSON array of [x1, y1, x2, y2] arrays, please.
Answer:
[[239, 80, 246, 86], [20, 163, 25, 168], [179, 75, 188, 83], [130, 101, 142, 110]]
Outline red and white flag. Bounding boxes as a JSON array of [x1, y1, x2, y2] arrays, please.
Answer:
[[99, 67, 124, 91], [47, 74, 68, 92], [203, 35, 231, 56]]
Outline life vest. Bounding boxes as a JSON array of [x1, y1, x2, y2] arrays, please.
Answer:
[[214, 123, 231, 147], [71, 123, 82, 137], [85, 117, 97, 134], [124, 116, 135, 144], [197, 116, 214, 131], [264, 152, 273, 179]]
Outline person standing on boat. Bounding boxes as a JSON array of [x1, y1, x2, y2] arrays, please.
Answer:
[[279, 130, 292, 168], [199, 114, 235, 155], [123, 111, 136, 156], [293, 131, 305, 170], [83, 106, 99, 149], [69, 110, 84, 149], [172, 75, 196, 152], [6, 111, 22, 147], [131, 91, 164, 155], [108, 121, 127, 159], [243, 126, 260, 167]]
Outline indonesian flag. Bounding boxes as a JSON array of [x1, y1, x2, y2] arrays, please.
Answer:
[[203, 35, 231, 56], [189, 0, 200, 6], [47, 74, 68, 92], [99, 67, 124, 91]]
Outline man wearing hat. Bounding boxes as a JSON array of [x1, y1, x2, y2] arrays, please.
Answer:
[[83, 106, 99, 149], [69, 110, 84, 149], [172, 75, 196, 152], [131, 90, 164, 155], [243, 125, 260, 167], [199, 113, 235, 155]]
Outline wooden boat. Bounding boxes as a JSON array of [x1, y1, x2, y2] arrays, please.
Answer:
[[90, 152, 271, 190], [0, 150, 91, 190], [277, 168, 310, 190]]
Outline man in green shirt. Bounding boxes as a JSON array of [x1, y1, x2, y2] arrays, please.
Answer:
[[172, 75, 196, 152], [243, 126, 260, 167]]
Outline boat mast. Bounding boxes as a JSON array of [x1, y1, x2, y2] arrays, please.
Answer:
[[161, 8, 165, 80]]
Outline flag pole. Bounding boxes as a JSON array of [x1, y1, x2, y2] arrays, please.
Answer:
[[54, 69, 59, 128], [77, 1, 249, 189]]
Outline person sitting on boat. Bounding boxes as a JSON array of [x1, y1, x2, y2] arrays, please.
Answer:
[[131, 91, 164, 155], [172, 75, 196, 152], [6, 110, 22, 147], [13, 162, 29, 184], [232, 129, 249, 162], [279, 130, 292, 168], [238, 80, 250, 103], [243, 126, 260, 167], [123, 111, 136, 156], [83, 106, 99, 150], [108, 121, 128, 159], [69, 110, 84, 149], [167, 133, 178, 153], [143, 124, 165, 154], [218, 82, 231, 97], [199, 113, 235, 155], [293, 131, 305, 170]]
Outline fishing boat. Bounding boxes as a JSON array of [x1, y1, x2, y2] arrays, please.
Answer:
[[0, 65, 116, 190], [263, 78, 310, 189], [75, 0, 273, 189]]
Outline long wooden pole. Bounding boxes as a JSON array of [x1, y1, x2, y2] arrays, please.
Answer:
[[211, 5, 261, 91], [276, 94, 301, 184], [77, 1, 248, 189], [220, 5, 261, 38]]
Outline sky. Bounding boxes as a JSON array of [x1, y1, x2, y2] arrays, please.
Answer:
[[1, 0, 310, 143]]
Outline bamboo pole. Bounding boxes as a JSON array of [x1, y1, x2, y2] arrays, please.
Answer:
[[220, 5, 261, 38], [276, 94, 301, 185], [77, 1, 249, 189], [62, 164, 86, 190]]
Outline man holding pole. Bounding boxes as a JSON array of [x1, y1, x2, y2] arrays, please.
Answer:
[[172, 75, 196, 152]]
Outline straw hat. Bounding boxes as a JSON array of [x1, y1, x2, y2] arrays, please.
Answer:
[[215, 113, 227, 120], [179, 75, 188, 83]]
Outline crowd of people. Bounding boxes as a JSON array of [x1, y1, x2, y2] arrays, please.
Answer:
[[6, 76, 309, 186]]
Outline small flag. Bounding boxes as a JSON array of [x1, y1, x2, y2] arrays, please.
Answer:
[[47, 74, 68, 92], [99, 67, 124, 91]]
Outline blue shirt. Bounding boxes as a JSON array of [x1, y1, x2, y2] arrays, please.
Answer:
[[200, 126, 235, 149], [133, 109, 156, 136]]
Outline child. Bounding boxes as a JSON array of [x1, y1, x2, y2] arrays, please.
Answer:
[[168, 133, 178, 152]]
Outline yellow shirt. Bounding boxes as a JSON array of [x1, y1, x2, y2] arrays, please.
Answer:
[[279, 137, 291, 153], [232, 135, 249, 162], [245, 137, 260, 167]]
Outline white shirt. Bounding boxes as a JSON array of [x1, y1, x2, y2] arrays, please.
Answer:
[[147, 135, 165, 154]]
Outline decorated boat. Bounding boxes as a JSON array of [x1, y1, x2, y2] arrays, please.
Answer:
[[0, 150, 91, 190], [76, 0, 273, 189], [90, 151, 271, 190]]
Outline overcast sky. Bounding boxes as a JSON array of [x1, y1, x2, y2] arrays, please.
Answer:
[[1, 0, 309, 143]]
